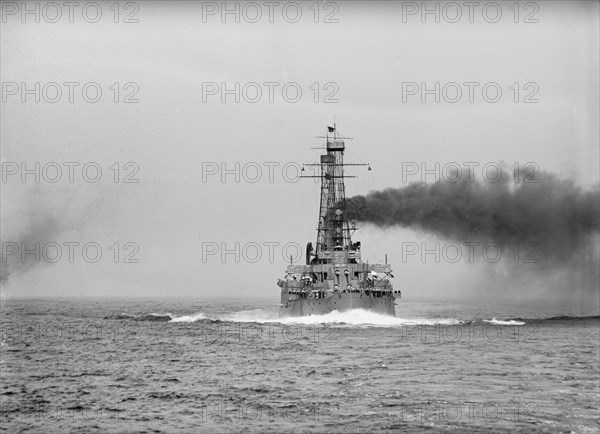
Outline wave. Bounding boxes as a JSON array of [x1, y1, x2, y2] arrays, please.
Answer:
[[107, 310, 600, 327], [509, 315, 600, 323], [169, 312, 206, 323], [483, 318, 525, 326], [168, 308, 461, 327], [104, 312, 173, 322], [481, 315, 599, 325], [104, 313, 136, 320], [137, 314, 173, 322]]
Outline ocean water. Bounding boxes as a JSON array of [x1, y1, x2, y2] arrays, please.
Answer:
[[1, 297, 599, 433]]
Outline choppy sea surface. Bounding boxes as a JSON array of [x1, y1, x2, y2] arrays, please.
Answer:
[[1, 297, 599, 433]]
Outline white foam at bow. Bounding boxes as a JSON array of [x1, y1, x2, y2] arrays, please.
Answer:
[[170, 312, 206, 323], [483, 318, 526, 326], [170, 308, 460, 327]]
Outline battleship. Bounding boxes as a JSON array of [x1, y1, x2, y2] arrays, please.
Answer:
[[278, 126, 399, 317]]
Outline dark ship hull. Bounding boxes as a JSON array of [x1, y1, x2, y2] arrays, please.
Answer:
[[278, 258, 399, 318], [277, 125, 399, 318], [279, 290, 396, 317]]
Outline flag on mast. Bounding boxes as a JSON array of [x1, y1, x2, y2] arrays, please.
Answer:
[[327, 126, 335, 133]]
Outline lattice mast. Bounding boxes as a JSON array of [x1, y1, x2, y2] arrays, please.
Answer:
[[316, 125, 350, 257], [301, 125, 369, 264]]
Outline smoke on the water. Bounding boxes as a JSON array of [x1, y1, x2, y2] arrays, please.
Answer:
[[0, 214, 64, 284], [345, 169, 599, 298], [0, 186, 77, 285]]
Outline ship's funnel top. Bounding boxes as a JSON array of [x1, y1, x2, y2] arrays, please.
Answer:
[[327, 140, 345, 151]]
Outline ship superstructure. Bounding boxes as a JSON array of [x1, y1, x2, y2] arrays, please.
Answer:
[[278, 126, 398, 317]]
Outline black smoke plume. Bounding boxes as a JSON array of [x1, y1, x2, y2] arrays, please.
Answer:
[[1, 214, 63, 284], [1, 186, 78, 285], [346, 170, 599, 267]]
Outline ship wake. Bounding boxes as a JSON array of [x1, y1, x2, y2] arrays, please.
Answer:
[[168, 308, 461, 327], [106, 309, 599, 326]]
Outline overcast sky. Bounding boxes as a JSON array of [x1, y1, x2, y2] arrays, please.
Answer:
[[1, 1, 598, 303]]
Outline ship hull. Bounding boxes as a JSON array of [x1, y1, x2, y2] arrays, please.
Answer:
[[279, 292, 396, 317]]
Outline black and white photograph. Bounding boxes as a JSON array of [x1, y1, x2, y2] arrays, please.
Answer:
[[1, 1, 599, 432]]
